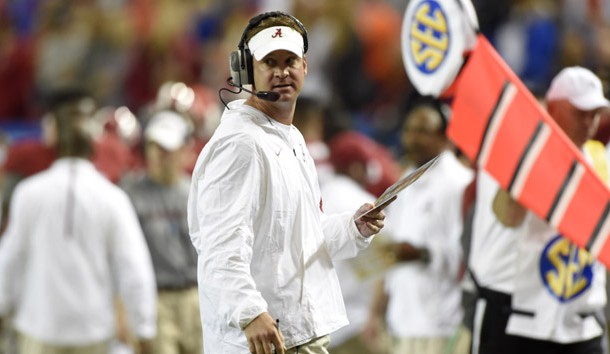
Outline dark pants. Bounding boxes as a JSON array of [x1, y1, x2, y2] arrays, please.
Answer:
[[471, 287, 604, 354]]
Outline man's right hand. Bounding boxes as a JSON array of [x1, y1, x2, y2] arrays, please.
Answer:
[[384, 241, 428, 263], [361, 314, 385, 353], [244, 312, 285, 354]]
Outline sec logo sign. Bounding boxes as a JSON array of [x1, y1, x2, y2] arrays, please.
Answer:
[[401, 0, 478, 97], [540, 235, 594, 302], [409, 0, 450, 74]]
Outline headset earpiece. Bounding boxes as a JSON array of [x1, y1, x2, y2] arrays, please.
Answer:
[[229, 50, 251, 87], [240, 46, 253, 86]]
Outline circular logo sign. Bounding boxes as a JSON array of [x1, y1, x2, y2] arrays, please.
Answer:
[[401, 0, 477, 97], [408, 0, 450, 74], [540, 235, 594, 302]]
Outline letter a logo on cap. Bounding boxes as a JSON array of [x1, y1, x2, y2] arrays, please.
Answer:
[[272, 28, 283, 38]]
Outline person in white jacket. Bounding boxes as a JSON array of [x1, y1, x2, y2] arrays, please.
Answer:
[[0, 88, 157, 354], [363, 99, 473, 354], [469, 67, 610, 354], [187, 11, 385, 354]]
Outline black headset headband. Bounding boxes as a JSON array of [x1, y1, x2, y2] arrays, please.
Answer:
[[238, 11, 308, 54]]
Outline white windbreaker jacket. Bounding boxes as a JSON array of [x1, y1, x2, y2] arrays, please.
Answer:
[[188, 100, 372, 352], [0, 159, 156, 344]]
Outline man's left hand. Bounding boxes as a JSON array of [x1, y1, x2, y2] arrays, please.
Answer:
[[354, 203, 385, 237]]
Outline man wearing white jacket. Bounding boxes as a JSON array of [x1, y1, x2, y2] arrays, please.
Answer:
[[469, 67, 610, 354], [187, 11, 385, 354], [364, 100, 473, 354], [0, 89, 157, 354]]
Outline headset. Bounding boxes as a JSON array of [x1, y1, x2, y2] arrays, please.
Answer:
[[229, 11, 309, 87]]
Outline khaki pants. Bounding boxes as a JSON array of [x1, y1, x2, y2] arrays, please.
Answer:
[[152, 287, 203, 354], [286, 335, 330, 354], [390, 336, 450, 354], [18, 332, 109, 354], [450, 325, 472, 354], [1, 317, 18, 354], [330, 334, 375, 354]]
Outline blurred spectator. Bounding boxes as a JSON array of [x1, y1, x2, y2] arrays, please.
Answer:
[[5, 0, 40, 37], [131, 81, 220, 174], [558, 0, 610, 73], [1, 88, 136, 233], [558, 28, 588, 69], [292, 0, 355, 105], [292, 96, 359, 185], [0, 86, 156, 354], [495, 0, 559, 95], [0, 88, 90, 233], [354, 0, 405, 100], [472, 0, 512, 44], [90, 106, 140, 183], [292, 96, 336, 186], [323, 141, 381, 354], [122, 111, 202, 354], [328, 130, 400, 198], [363, 99, 473, 354], [33, 2, 95, 97], [339, 0, 410, 149], [326, 1, 378, 114], [0, 10, 35, 120], [80, 4, 134, 108], [124, 1, 202, 110]]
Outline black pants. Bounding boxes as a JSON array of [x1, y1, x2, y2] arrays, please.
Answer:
[[471, 287, 604, 354]]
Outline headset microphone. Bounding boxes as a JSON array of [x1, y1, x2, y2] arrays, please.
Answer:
[[226, 77, 280, 102], [238, 85, 280, 102]]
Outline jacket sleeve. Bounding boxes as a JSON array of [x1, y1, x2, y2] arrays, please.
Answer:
[[321, 211, 373, 261], [108, 190, 157, 339], [191, 136, 268, 330]]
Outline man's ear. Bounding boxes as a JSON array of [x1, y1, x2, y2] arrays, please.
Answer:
[[303, 55, 308, 76]]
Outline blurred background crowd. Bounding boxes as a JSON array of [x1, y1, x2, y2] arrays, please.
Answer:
[[0, 0, 609, 157]]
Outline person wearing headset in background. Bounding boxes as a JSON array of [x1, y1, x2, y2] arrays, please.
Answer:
[[187, 11, 386, 354]]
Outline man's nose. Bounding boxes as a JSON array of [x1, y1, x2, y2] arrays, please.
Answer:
[[274, 66, 289, 78]]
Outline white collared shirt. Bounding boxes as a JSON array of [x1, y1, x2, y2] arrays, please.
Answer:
[[188, 100, 371, 351], [383, 151, 473, 337], [469, 170, 524, 294], [0, 158, 156, 344]]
